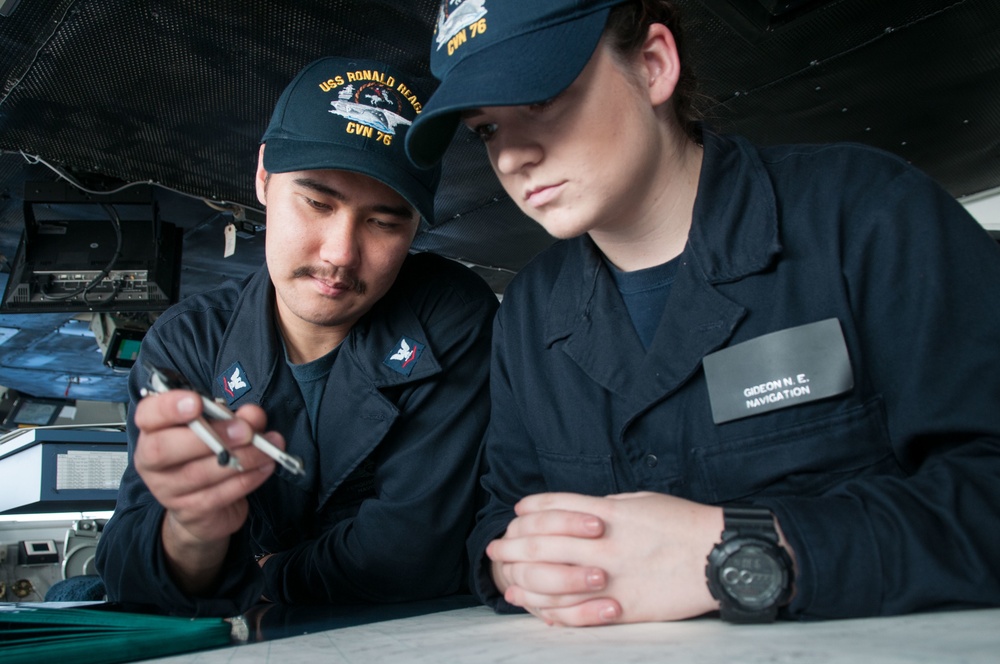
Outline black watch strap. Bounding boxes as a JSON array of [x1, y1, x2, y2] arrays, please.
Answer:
[[723, 597, 780, 624], [722, 505, 780, 543]]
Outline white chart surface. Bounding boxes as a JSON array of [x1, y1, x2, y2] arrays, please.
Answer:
[[148, 605, 1000, 664]]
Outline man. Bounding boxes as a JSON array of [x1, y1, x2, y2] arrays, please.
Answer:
[[96, 56, 498, 616], [405, 0, 1000, 626]]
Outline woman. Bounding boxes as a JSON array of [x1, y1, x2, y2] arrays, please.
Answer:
[[407, 0, 1000, 627]]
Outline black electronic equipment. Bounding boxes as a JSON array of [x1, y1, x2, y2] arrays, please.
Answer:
[[0, 181, 182, 314], [90, 313, 149, 370]]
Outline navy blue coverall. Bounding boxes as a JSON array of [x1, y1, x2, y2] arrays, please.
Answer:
[[97, 252, 498, 616], [469, 130, 1000, 619]]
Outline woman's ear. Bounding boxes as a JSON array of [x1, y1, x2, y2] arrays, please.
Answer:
[[255, 144, 268, 206], [640, 22, 682, 107]]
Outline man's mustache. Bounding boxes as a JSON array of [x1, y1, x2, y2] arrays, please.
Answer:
[[292, 267, 367, 295]]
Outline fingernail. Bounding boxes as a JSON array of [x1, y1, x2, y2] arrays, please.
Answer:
[[586, 570, 605, 589], [599, 605, 619, 622], [178, 396, 197, 414], [583, 516, 602, 534], [226, 420, 247, 441]]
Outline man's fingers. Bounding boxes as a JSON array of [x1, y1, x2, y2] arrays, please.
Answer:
[[135, 425, 216, 473], [135, 396, 282, 475], [232, 403, 270, 435], [144, 448, 275, 502], [134, 390, 203, 430], [165, 459, 275, 516]]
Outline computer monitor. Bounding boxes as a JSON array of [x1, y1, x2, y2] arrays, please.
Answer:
[[0, 181, 182, 314], [2, 396, 67, 428], [103, 325, 145, 370]]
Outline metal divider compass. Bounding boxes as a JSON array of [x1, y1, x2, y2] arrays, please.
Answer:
[[141, 363, 305, 476]]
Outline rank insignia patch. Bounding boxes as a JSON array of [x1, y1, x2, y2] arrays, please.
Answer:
[[383, 337, 424, 376], [219, 361, 251, 404]]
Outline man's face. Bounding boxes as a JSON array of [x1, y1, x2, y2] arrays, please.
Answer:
[[256, 150, 419, 339]]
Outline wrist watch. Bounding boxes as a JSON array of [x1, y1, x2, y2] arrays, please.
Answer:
[[705, 505, 793, 623]]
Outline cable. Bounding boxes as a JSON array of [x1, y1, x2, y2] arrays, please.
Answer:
[[14, 149, 261, 215], [0, 422, 127, 447], [36, 203, 123, 303], [0, 0, 78, 110]]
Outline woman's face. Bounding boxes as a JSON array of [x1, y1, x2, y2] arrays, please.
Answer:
[[462, 38, 672, 242]]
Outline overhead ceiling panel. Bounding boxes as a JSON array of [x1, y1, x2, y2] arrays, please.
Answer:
[[1, 0, 998, 404]]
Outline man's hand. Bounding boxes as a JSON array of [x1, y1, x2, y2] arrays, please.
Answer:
[[133, 389, 284, 593], [487, 492, 725, 626]]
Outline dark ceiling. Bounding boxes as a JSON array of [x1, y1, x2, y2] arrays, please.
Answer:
[[1, 0, 998, 407]]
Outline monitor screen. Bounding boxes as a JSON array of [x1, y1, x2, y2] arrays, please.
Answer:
[[116, 338, 142, 362], [103, 326, 145, 369], [4, 397, 65, 427]]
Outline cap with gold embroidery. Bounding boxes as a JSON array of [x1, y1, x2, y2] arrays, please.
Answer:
[[262, 56, 439, 223], [406, 0, 624, 168]]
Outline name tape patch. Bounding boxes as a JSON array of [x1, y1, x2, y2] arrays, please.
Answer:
[[702, 318, 854, 424]]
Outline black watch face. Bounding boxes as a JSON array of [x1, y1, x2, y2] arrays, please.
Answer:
[[719, 543, 785, 609]]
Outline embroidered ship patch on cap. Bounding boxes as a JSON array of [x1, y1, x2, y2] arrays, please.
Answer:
[[323, 67, 421, 148]]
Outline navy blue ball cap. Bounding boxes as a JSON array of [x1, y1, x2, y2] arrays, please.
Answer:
[[262, 56, 440, 223], [406, 0, 624, 169]]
